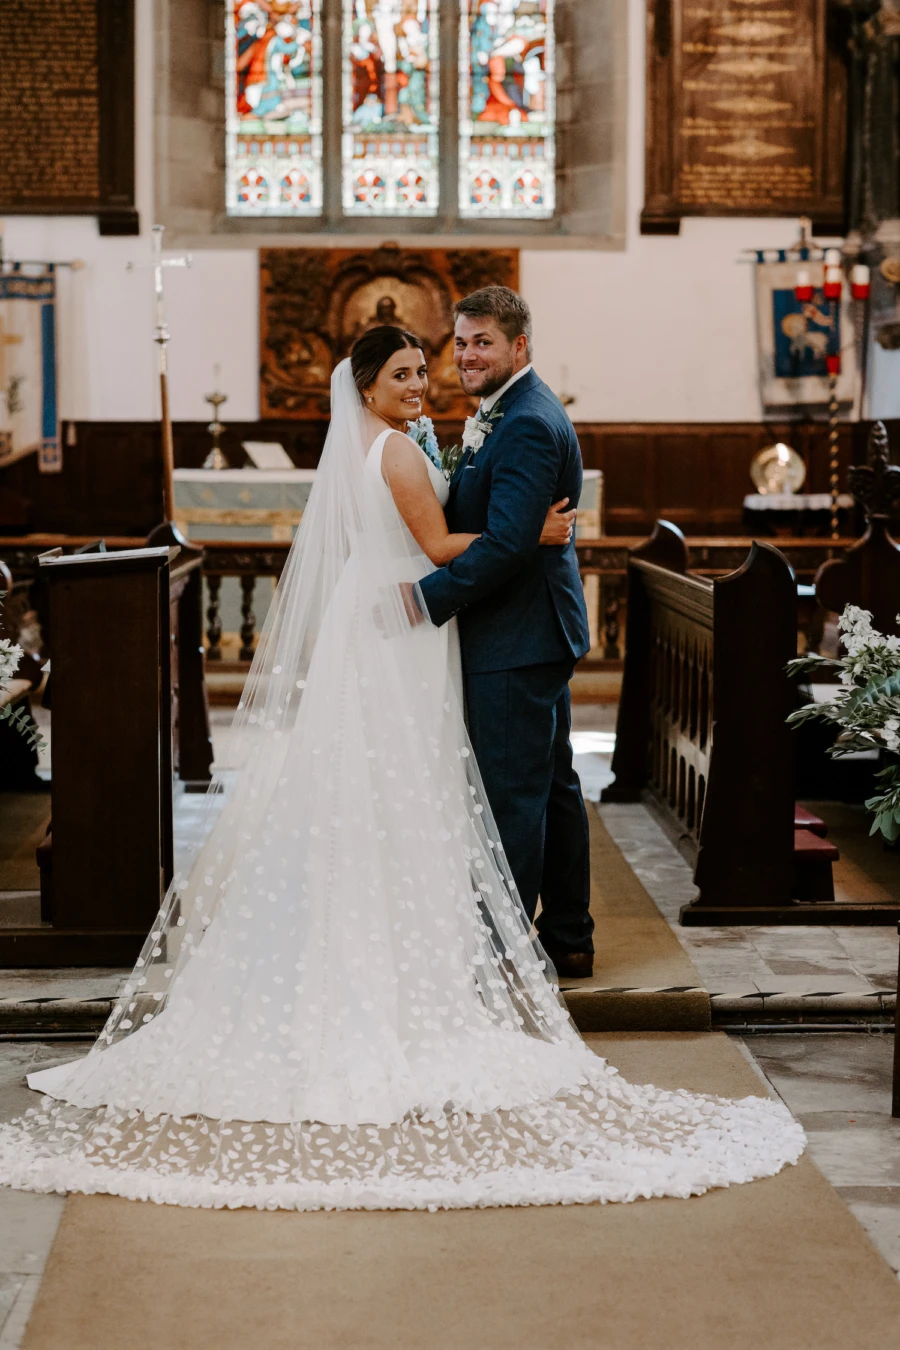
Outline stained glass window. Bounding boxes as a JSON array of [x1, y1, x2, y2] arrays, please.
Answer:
[[342, 0, 440, 216], [458, 0, 555, 219], [226, 1, 323, 216]]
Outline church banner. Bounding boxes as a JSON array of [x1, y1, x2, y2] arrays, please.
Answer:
[[0, 265, 61, 472], [754, 253, 858, 413]]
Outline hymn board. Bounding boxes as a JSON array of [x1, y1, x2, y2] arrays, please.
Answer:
[[642, 0, 846, 233], [0, 0, 137, 235]]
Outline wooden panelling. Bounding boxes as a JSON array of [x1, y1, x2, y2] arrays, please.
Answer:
[[1, 418, 895, 539], [576, 422, 880, 535]]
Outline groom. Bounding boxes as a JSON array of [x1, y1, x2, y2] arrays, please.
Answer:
[[415, 286, 594, 977]]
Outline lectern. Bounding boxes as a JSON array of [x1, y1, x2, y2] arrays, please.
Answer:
[[0, 547, 178, 966]]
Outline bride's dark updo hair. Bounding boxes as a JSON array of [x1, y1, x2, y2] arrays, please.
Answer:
[[350, 325, 424, 395]]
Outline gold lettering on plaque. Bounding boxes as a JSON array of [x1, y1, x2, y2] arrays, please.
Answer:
[[644, 0, 842, 227], [0, 0, 101, 207], [711, 134, 792, 159], [712, 19, 792, 37], [711, 96, 792, 113], [674, 0, 820, 210], [711, 55, 795, 74]]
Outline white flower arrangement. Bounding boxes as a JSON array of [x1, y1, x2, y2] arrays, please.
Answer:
[[0, 636, 24, 688], [788, 605, 900, 840], [0, 595, 44, 751]]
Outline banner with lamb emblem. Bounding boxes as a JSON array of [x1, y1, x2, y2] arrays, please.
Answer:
[[0, 265, 60, 472], [754, 251, 858, 414]]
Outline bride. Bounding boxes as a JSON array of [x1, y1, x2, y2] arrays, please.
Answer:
[[0, 328, 803, 1210]]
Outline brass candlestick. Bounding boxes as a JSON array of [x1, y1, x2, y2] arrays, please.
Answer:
[[203, 369, 229, 470]]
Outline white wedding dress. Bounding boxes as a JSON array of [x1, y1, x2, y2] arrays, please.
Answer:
[[0, 364, 804, 1210]]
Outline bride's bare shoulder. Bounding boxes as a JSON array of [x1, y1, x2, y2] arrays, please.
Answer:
[[381, 430, 426, 481]]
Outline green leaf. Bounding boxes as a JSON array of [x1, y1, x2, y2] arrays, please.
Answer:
[[855, 670, 900, 708], [786, 654, 843, 679], [0, 702, 46, 751]]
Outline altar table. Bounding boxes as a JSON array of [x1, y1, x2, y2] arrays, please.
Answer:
[[175, 468, 603, 650]]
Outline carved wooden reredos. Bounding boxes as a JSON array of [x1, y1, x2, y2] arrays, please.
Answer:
[[259, 246, 519, 421]]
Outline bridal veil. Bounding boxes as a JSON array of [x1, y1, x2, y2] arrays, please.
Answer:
[[0, 361, 804, 1209]]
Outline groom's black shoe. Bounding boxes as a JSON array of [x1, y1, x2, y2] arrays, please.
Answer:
[[539, 942, 594, 980]]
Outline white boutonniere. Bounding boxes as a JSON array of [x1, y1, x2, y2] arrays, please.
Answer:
[[442, 404, 504, 480]]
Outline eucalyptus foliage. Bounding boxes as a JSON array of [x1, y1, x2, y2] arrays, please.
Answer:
[[788, 606, 900, 841]]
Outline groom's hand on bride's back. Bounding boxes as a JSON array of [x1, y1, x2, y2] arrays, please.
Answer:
[[372, 582, 426, 637], [540, 499, 576, 547]]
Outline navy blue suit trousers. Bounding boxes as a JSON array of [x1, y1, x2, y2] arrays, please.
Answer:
[[417, 369, 593, 954]]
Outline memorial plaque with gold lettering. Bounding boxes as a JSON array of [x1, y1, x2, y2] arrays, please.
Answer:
[[642, 0, 846, 232], [0, 0, 137, 235]]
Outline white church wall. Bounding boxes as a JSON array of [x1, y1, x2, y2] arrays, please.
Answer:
[[868, 344, 900, 420], [2, 0, 892, 426]]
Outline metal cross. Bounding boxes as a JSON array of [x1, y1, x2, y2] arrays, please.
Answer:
[[128, 225, 192, 526]]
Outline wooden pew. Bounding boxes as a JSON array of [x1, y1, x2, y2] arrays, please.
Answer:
[[893, 924, 900, 1118], [0, 538, 213, 793], [603, 521, 900, 926], [0, 546, 188, 966], [815, 421, 900, 639], [793, 421, 900, 804], [166, 545, 214, 791]]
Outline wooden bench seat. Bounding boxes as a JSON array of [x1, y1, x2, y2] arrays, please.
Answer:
[[793, 827, 839, 903], [794, 806, 828, 837]]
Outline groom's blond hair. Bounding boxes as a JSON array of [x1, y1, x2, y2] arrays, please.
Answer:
[[454, 286, 533, 361]]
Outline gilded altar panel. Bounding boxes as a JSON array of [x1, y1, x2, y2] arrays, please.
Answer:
[[259, 245, 518, 420]]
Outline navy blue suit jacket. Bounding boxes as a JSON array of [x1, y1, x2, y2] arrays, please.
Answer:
[[417, 369, 590, 675]]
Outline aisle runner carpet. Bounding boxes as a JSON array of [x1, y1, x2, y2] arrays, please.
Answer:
[[23, 1034, 900, 1350], [562, 805, 709, 1031]]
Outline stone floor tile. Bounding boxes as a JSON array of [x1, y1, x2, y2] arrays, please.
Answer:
[[800, 1118, 900, 1187], [571, 752, 613, 802], [0, 1278, 25, 1343], [844, 1200, 900, 1273], [0, 1275, 40, 1349], [759, 959, 867, 978], [0, 969, 126, 1001], [747, 1033, 894, 1115], [0, 1190, 65, 1275], [675, 928, 752, 948], [749, 929, 850, 962], [0, 1044, 85, 1121], [837, 1185, 900, 1205]]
